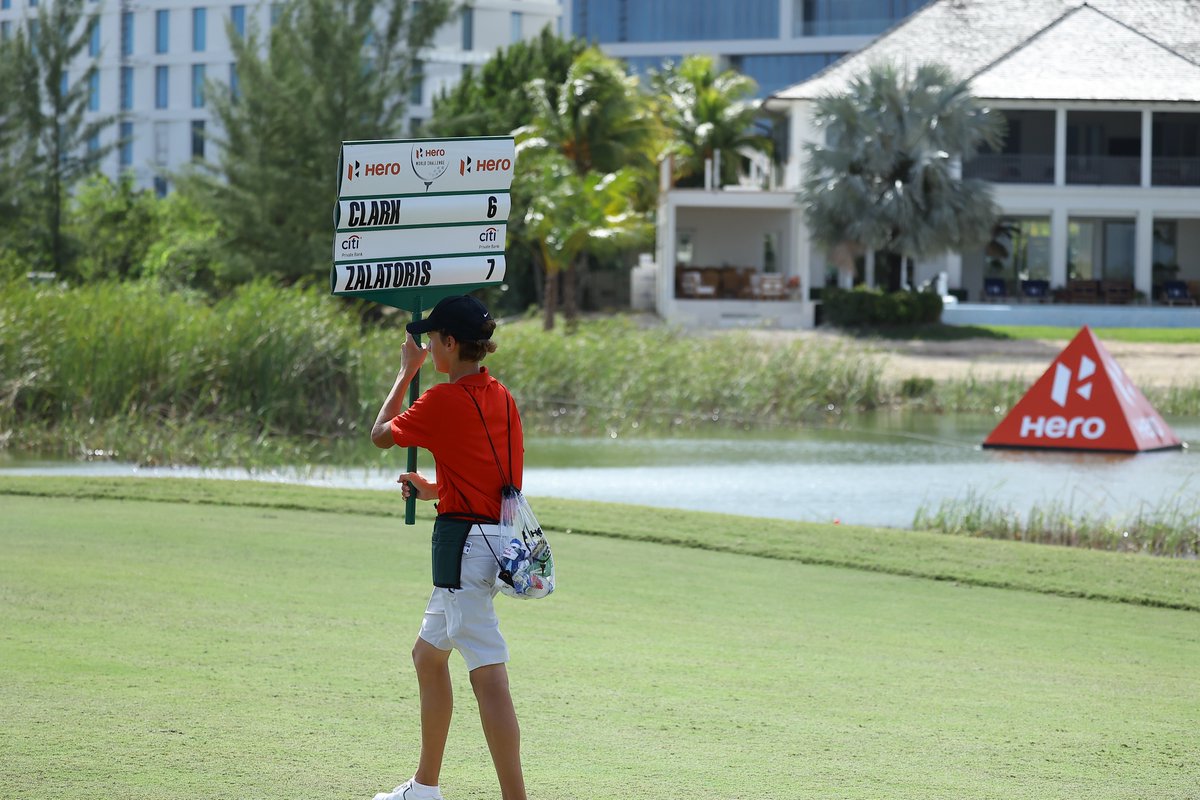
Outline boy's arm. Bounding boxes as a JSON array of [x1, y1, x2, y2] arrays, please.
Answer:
[[370, 333, 427, 448]]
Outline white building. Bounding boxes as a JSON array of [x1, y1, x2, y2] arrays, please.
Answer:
[[0, 0, 561, 195], [654, 0, 1200, 329]]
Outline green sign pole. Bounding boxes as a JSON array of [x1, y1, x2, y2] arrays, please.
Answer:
[[404, 301, 422, 525]]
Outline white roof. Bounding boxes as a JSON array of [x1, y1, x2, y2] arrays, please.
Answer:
[[770, 0, 1200, 105]]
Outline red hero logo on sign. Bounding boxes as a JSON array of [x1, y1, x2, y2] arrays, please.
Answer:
[[346, 160, 402, 181], [460, 155, 512, 175]]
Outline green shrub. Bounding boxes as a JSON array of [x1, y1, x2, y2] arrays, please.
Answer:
[[823, 286, 943, 327]]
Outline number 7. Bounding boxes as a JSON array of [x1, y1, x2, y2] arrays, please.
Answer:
[[485, 258, 496, 279]]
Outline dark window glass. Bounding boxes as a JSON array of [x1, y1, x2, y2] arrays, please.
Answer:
[[121, 11, 133, 56], [119, 121, 133, 167], [576, 0, 778, 42], [120, 66, 133, 110], [155, 9, 169, 54], [193, 7, 206, 51], [231, 5, 245, 37], [798, 0, 931, 37], [461, 6, 472, 50], [155, 65, 169, 109], [192, 120, 205, 159]]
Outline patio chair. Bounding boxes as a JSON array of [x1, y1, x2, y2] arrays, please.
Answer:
[[1162, 280, 1197, 306], [1101, 279, 1135, 305], [1066, 279, 1100, 304], [759, 273, 786, 300], [679, 270, 704, 298], [983, 277, 1009, 302], [1019, 279, 1049, 303]]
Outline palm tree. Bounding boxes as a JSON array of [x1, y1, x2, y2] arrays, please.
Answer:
[[523, 153, 653, 331], [516, 48, 658, 326], [651, 55, 771, 188], [800, 62, 1003, 290]]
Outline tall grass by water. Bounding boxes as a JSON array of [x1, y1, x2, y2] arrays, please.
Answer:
[[913, 488, 1200, 558], [4, 279, 1200, 464]]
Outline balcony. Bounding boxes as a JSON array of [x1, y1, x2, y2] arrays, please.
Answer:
[[1152, 157, 1200, 187], [1065, 155, 1140, 186], [963, 153, 1054, 184]]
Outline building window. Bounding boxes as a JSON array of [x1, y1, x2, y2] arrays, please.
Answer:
[[409, 117, 424, 134], [154, 176, 168, 197], [155, 65, 169, 109], [409, 60, 423, 105], [87, 133, 100, 153], [270, 3, 283, 26], [156, 9, 169, 54], [192, 120, 205, 160], [0, 21, 9, 41], [461, 6, 472, 50], [154, 121, 169, 164], [88, 70, 99, 111], [192, 7, 206, 51], [229, 63, 239, 100], [575, 0, 779, 42], [230, 4, 245, 37], [1, 1, 10, 11], [191, 64, 206, 107], [121, 11, 133, 56], [29, 0, 37, 6], [120, 66, 133, 110], [119, 121, 133, 168], [797, 0, 931, 37], [88, 18, 99, 56], [510, 11, 522, 42]]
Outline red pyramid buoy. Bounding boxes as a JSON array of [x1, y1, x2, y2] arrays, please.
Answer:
[[983, 326, 1182, 453]]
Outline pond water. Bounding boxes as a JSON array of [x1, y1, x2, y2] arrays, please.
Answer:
[[3, 413, 1196, 529]]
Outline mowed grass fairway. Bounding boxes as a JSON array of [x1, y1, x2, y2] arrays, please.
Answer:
[[2, 480, 1198, 799]]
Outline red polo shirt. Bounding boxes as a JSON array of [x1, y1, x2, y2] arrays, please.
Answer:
[[390, 367, 524, 520]]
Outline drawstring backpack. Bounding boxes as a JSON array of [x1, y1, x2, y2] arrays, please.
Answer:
[[464, 387, 555, 600]]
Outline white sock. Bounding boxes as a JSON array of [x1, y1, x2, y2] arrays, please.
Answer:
[[410, 778, 441, 798]]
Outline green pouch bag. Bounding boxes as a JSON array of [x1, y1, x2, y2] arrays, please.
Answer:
[[431, 517, 474, 589]]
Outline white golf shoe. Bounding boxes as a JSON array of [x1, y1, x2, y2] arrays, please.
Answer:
[[372, 777, 444, 800]]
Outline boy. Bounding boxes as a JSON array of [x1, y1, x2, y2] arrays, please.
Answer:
[[369, 295, 527, 800]]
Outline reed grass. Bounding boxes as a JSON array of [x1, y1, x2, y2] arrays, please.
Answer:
[[913, 488, 1200, 558], [4, 280, 1200, 465]]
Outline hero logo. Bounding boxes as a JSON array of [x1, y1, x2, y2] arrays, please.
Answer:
[[412, 145, 449, 190], [479, 227, 499, 243], [1020, 356, 1106, 440], [345, 161, 401, 181], [460, 155, 511, 175]]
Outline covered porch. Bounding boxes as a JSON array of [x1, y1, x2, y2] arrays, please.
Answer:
[[656, 186, 813, 329]]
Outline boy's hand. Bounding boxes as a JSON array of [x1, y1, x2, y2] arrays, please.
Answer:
[[397, 471, 437, 501], [402, 333, 427, 376]]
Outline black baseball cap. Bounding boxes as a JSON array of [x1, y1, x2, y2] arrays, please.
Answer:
[[406, 295, 493, 341]]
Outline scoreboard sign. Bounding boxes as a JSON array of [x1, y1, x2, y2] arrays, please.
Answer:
[[330, 135, 515, 312]]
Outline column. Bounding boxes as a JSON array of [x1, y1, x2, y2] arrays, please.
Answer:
[[1140, 110, 1153, 188], [1054, 108, 1067, 187], [864, 249, 876, 288], [657, 196, 676, 316], [1135, 209, 1154, 299], [1051, 206, 1069, 288]]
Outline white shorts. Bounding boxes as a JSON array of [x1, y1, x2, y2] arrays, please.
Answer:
[[419, 526, 509, 671]]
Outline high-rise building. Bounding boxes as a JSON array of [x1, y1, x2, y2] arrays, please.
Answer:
[[0, 0, 561, 193], [563, 0, 931, 96]]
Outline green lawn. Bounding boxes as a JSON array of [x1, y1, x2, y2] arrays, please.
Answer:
[[2, 480, 1198, 799], [979, 325, 1200, 344]]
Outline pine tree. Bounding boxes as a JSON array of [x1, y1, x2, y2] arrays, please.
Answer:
[[188, 0, 452, 284], [0, 0, 114, 274]]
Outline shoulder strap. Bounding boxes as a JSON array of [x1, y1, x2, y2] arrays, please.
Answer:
[[463, 385, 514, 491]]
